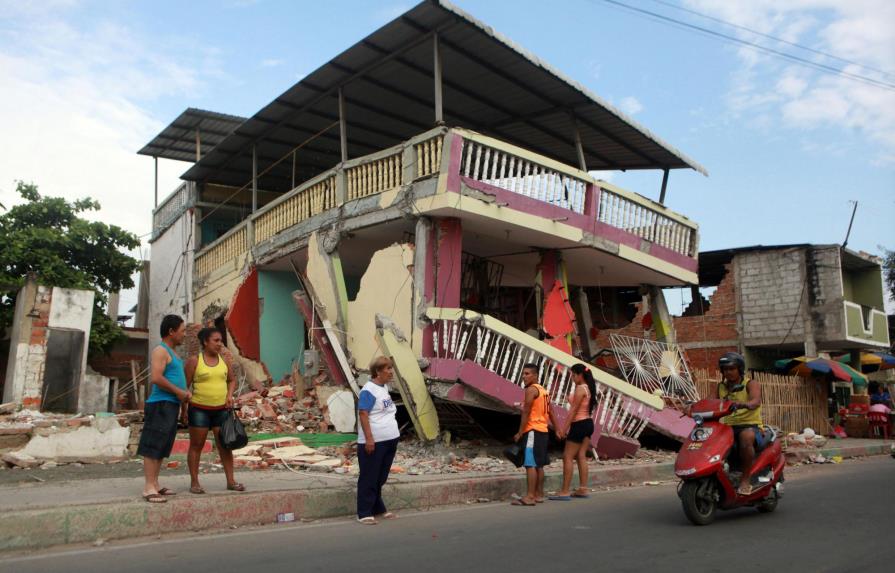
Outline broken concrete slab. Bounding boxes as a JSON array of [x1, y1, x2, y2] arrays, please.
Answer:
[[15, 421, 130, 462], [2, 451, 41, 468], [376, 317, 440, 442], [326, 390, 356, 433]]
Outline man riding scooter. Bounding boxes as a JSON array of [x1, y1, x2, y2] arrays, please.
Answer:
[[713, 352, 762, 495]]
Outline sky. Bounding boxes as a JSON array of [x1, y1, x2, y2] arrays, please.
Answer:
[[1, 0, 893, 315]]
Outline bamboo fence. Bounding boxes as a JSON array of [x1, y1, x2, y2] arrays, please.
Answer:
[[692, 369, 830, 434]]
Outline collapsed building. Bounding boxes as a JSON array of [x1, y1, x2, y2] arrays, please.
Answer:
[[141, 0, 704, 458]]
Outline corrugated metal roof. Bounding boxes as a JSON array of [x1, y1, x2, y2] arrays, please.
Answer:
[[180, 0, 707, 189], [138, 108, 246, 162]]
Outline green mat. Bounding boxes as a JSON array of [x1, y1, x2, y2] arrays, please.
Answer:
[[248, 432, 357, 448]]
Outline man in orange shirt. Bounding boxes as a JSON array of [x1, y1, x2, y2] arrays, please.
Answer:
[[512, 363, 563, 506]]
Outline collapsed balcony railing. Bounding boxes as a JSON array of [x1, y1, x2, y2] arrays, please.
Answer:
[[426, 308, 662, 440]]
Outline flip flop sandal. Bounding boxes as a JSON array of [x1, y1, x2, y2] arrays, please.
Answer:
[[534, 498, 546, 503], [158, 488, 177, 496], [571, 491, 591, 498], [190, 486, 206, 494], [548, 495, 573, 501], [227, 483, 246, 492], [357, 517, 378, 525], [376, 512, 398, 520], [510, 499, 536, 506], [143, 493, 167, 504]]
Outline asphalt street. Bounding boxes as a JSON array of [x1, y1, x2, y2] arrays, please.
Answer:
[[3, 456, 893, 573]]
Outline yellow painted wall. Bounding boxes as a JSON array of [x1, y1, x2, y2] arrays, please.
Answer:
[[347, 243, 420, 372]]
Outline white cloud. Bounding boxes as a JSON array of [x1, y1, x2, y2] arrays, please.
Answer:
[[260, 58, 284, 68], [618, 96, 644, 115], [687, 0, 895, 162], [0, 4, 223, 240]]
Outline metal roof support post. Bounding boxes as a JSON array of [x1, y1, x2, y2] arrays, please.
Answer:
[[153, 156, 158, 208], [433, 33, 444, 125], [571, 115, 587, 172], [659, 169, 669, 204], [339, 87, 348, 163], [291, 149, 297, 190], [195, 127, 201, 161], [252, 145, 258, 212]]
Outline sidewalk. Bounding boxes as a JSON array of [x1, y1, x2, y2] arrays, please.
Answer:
[[0, 438, 890, 552]]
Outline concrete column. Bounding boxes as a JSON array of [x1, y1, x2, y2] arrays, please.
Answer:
[[339, 88, 348, 162], [433, 218, 462, 308], [251, 145, 258, 213], [574, 288, 598, 359], [433, 33, 444, 125], [107, 292, 120, 321], [646, 285, 677, 345]]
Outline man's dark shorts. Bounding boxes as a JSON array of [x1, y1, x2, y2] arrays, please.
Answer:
[[137, 401, 180, 460], [522, 430, 550, 468], [188, 405, 229, 429], [732, 424, 764, 448]]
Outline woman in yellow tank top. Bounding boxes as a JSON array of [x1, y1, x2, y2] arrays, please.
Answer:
[[184, 327, 244, 494]]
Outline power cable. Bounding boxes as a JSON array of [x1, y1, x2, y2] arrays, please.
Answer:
[[648, 0, 895, 79], [597, 0, 895, 92]]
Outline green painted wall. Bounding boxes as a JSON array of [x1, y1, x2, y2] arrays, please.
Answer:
[[841, 267, 885, 309], [258, 270, 305, 381]]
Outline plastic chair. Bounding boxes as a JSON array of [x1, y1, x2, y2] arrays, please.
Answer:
[[868, 411, 890, 440]]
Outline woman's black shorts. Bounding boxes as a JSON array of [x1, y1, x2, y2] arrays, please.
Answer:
[[567, 419, 595, 443]]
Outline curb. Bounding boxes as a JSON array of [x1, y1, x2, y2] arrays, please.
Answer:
[[0, 443, 888, 552], [784, 442, 892, 464]]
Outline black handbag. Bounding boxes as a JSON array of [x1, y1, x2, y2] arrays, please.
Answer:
[[220, 409, 249, 450], [503, 441, 525, 468]]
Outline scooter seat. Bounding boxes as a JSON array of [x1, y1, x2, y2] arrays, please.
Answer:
[[756, 427, 778, 452]]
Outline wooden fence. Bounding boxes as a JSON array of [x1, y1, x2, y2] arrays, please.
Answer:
[[692, 369, 830, 434]]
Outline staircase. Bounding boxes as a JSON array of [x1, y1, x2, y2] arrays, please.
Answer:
[[424, 308, 669, 458]]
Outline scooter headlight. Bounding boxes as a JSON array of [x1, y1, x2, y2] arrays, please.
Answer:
[[689, 427, 714, 442]]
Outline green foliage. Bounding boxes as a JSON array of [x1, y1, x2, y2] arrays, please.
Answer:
[[883, 248, 895, 305], [0, 181, 142, 356]]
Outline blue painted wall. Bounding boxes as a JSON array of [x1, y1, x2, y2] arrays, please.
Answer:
[[258, 270, 305, 381]]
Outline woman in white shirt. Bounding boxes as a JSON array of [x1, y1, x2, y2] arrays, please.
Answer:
[[356, 356, 401, 525]]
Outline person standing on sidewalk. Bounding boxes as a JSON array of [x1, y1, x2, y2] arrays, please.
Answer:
[[512, 363, 562, 506], [550, 363, 597, 501], [184, 327, 244, 494], [356, 356, 401, 525], [138, 315, 191, 503]]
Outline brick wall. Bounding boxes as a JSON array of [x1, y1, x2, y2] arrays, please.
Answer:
[[738, 249, 807, 346], [592, 263, 740, 372]]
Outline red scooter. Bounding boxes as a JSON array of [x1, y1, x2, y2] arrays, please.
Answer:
[[674, 399, 785, 525]]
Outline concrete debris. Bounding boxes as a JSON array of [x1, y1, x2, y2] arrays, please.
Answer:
[[235, 371, 346, 434], [784, 429, 827, 449]]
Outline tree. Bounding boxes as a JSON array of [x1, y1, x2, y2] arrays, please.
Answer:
[[0, 181, 142, 355], [883, 248, 895, 306]]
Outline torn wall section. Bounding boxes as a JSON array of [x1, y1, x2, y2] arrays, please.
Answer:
[[347, 243, 419, 372]]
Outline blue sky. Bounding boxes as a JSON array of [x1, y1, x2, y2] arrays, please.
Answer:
[[1, 0, 893, 312]]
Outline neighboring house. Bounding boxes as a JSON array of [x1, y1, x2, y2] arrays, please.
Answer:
[[140, 1, 708, 455], [595, 244, 890, 372]]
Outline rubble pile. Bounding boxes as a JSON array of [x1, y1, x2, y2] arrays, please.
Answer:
[[234, 372, 345, 434], [0, 406, 139, 469], [783, 427, 828, 449], [230, 436, 349, 471]]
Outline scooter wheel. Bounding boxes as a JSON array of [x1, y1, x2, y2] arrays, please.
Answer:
[[680, 480, 717, 526], [757, 488, 778, 514]]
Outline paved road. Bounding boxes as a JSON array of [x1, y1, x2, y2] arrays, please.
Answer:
[[3, 456, 893, 573]]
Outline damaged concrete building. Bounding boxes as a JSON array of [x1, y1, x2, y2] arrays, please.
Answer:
[[141, 1, 706, 457]]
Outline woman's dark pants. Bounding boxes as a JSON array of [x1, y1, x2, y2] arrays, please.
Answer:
[[356, 438, 399, 519]]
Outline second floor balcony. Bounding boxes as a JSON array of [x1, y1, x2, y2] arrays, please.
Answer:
[[180, 126, 699, 286]]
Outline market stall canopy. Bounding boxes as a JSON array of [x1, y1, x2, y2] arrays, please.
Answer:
[[180, 0, 707, 191], [835, 352, 895, 374], [775, 356, 868, 387]]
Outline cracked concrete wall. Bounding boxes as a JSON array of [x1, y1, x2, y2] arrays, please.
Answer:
[[305, 232, 348, 346], [347, 243, 419, 372]]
